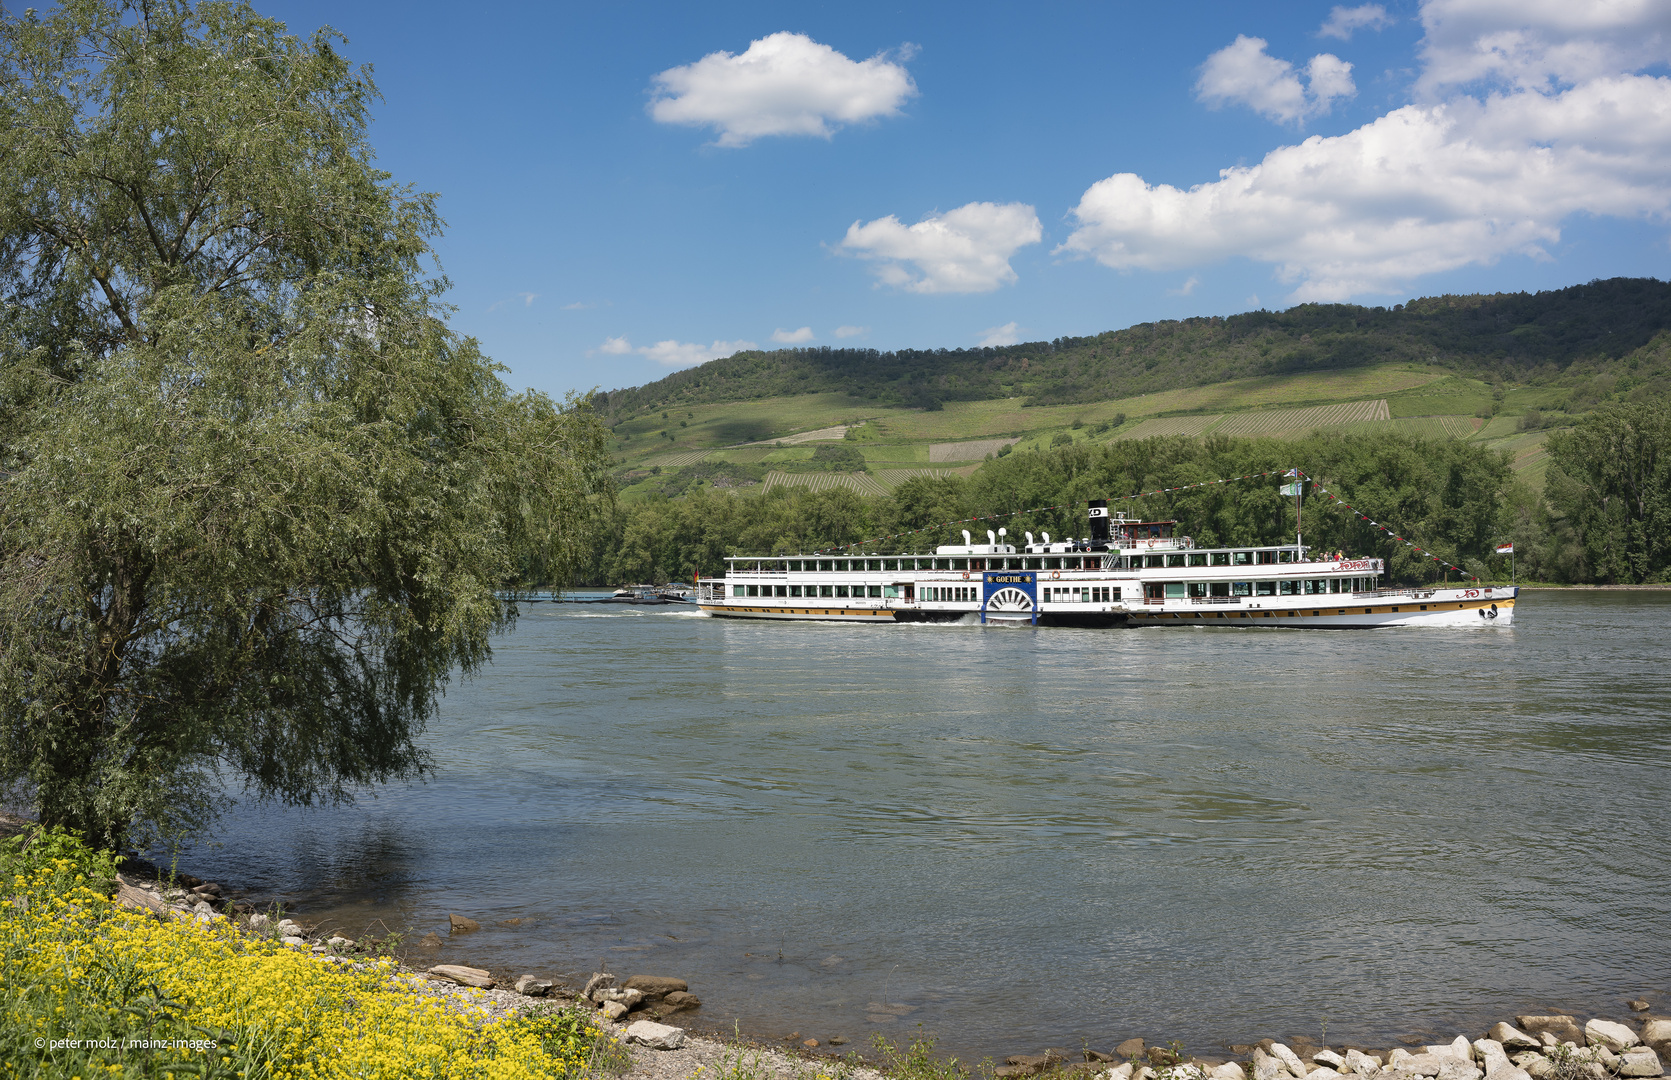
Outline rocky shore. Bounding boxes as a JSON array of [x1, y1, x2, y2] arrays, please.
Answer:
[[111, 866, 1671, 1080]]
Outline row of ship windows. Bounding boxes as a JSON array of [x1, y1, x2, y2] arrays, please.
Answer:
[[729, 550, 1313, 574], [736, 584, 888, 598], [729, 584, 1127, 602], [1145, 577, 1378, 598]]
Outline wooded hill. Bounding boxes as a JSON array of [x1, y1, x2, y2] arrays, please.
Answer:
[[596, 278, 1671, 419]]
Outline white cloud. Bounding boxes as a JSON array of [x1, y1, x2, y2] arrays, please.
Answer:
[[1417, 0, 1671, 94], [771, 326, 815, 344], [1320, 4, 1393, 40], [833, 325, 867, 338], [1062, 1, 1671, 302], [598, 335, 633, 355], [648, 32, 916, 147], [977, 321, 1021, 347], [838, 201, 1042, 293], [1169, 275, 1201, 296], [488, 291, 539, 312], [1196, 36, 1356, 123], [638, 338, 758, 367]]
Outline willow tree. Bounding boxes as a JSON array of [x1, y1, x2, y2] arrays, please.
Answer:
[[0, 0, 611, 850]]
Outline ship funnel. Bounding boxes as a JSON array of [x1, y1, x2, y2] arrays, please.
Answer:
[[1042, 532, 1051, 545], [1024, 532, 1034, 545], [987, 530, 996, 545], [1088, 499, 1110, 549], [962, 529, 971, 545]]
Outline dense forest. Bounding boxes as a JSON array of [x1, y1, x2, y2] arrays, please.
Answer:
[[595, 278, 1671, 418], [574, 402, 1669, 587]]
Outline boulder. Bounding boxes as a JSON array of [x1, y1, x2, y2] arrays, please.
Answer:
[[1489, 1026, 1539, 1052], [624, 975, 689, 1001], [1516, 1018, 1583, 1046], [1396, 1054, 1445, 1077], [1639, 1019, 1671, 1047], [246, 912, 269, 931], [1253, 1049, 1288, 1080], [662, 991, 701, 1010], [418, 932, 443, 948], [1271, 1045, 1307, 1077], [1087, 1051, 1115, 1064], [116, 880, 166, 915], [1150, 1047, 1182, 1068], [278, 918, 305, 937], [595, 988, 644, 1009], [1425, 1039, 1472, 1063], [1627, 1001, 1650, 1014], [1104, 1063, 1136, 1080], [1387, 1050, 1414, 1068], [514, 975, 553, 997], [1345, 1050, 1384, 1076], [1119, 1040, 1148, 1061], [1619, 1048, 1661, 1077], [1482, 1064, 1530, 1080], [1313, 1051, 1345, 1069], [1133, 1068, 1156, 1080], [281, 934, 306, 946], [327, 936, 353, 948], [1583, 1019, 1638, 1051], [1309, 1069, 1342, 1079], [1474, 1039, 1510, 1076], [1211, 1064, 1246, 1080], [1435, 1060, 1481, 1080], [428, 964, 494, 989], [448, 914, 480, 934], [624, 1020, 685, 1051], [1513, 1053, 1550, 1078], [601, 1001, 629, 1021], [581, 972, 616, 1001]]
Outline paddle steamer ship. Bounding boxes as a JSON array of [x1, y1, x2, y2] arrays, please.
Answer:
[[694, 500, 1515, 629]]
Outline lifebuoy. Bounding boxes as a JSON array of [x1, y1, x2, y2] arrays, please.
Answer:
[[961, 571, 970, 580], [1050, 571, 1061, 580], [1146, 539, 1159, 548]]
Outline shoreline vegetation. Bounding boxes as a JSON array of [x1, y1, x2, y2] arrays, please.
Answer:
[[7, 820, 1665, 1080]]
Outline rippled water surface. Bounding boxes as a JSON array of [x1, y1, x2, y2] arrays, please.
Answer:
[[186, 591, 1671, 1058]]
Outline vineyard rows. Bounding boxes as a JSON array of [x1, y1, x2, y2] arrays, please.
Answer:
[[761, 471, 891, 497], [1212, 399, 1390, 436]]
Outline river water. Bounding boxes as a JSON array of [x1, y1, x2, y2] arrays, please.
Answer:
[[184, 590, 1671, 1059]]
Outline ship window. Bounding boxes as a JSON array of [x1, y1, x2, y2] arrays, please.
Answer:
[[789, 585, 802, 597], [819, 585, 833, 597], [1255, 581, 1276, 596], [1280, 580, 1299, 595], [887, 560, 901, 571], [1043, 557, 1061, 569], [1232, 581, 1252, 596], [775, 586, 788, 597], [1209, 582, 1230, 597], [868, 585, 882, 598], [1165, 554, 1184, 567], [951, 558, 968, 570], [970, 559, 985, 571], [1278, 550, 1294, 563], [834, 585, 849, 598], [1187, 582, 1207, 598], [1210, 552, 1230, 566], [1234, 551, 1252, 565], [1304, 579, 1325, 595], [1329, 579, 1342, 593], [1169, 583, 1190, 599], [746, 585, 760, 597], [1187, 553, 1206, 567], [884, 585, 900, 598], [733, 585, 745, 597]]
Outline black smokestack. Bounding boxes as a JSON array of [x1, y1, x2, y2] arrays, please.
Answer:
[[1088, 499, 1110, 549]]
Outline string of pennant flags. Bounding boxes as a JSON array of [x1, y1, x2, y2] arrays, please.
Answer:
[[817, 466, 1483, 582]]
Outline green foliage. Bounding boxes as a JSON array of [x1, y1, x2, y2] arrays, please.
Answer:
[[870, 1031, 971, 1080], [811, 444, 869, 471], [0, 825, 122, 896], [596, 279, 1671, 418], [1542, 400, 1670, 583], [0, 0, 612, 850]]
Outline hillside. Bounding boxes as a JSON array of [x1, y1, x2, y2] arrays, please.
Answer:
[[596, 278, 1671, 503], [596, 277, 1671, 419]]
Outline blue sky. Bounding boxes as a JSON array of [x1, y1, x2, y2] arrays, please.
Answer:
[[260, 1, 1671, 398]]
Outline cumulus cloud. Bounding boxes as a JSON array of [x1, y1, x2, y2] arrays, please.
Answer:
[[838, 201, 1042, 293], [1320, 4, 1393, 40], [1061, 1, 1671, 302], [1169, 275, 1201, 296], [977, 321, 1021, 347], [598, 335, 633, 355], [771, 326, 815, 344], [833, 325, 867, 338], [1196, 35, 1356, 123], [648, 32, 917, 147], [1417, 0, 1671, 94], [639, 338, 758, 367]]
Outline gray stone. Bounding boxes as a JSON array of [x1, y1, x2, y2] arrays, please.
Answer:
[[1584, 1019, 1638, 1051], [1640, 1019, 1671, 1047], [594, 987, 644, 1009], [448, 914, 480, 933], [1397, 1054, 1446, 1077], [1512, 1054, 1549, 1079], [1104, 1064, 1136, 1080], [281, 934, 306, 946], [623, 975, 688, 1000], [1253, 1049, 1288, 1080], [1211, 1064, 1246, 1080], [1490, 1026, 1540, 1052], [600, 1001, 629, 1021], [624, 1020, 686, 1051], [327, 936, 353, 948], [1426, 1039, 1472, 1063], [428, 964, 494, 989], [514, 975, 553, 997], [246, 912, 269, 931], [1517, 1018, 1584, 1046], [1345, 1050, 1383, 1076], [1313, 1052, 1346, 1069], [1473, 1039, 1510, 1077], [1119, 1040, 1148, 1061], [1309, 1069, 1342, 1080], [581, 972, 616, 1001], [1482, 1064, 1530, 1080], [116, 879, 166, 915], [278, 918, 304, 937], [1436, 1060, 1481, 1080], [1271, 1044, 1307, 1077], [1627, 1001, 1650, 1014], [662, 990, 701, 1010], [1619, 1047, 1661, 1077]]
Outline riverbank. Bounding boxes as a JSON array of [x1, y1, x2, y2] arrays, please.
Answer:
[[108, 859, 1671, 1080]]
